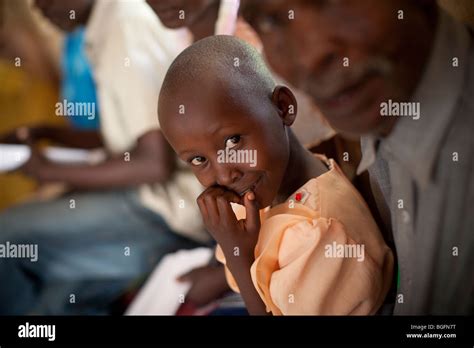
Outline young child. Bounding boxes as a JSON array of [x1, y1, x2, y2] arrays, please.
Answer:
[[158, 35, 394, 315]]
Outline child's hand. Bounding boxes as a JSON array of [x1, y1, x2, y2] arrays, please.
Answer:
[[197, 186, 261, 265]]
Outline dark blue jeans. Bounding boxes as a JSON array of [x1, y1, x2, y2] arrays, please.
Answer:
[[0, 189, 203, 315]]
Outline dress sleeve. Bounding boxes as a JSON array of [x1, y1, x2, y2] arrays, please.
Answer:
[[252, 216, 389, 315]]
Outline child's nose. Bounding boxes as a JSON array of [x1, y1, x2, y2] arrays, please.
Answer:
[[214, 163, 242, 187]]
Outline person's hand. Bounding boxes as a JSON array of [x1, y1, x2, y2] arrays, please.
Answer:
[[19, 145, 50, 182], [196, 186, 261, 267], [0, 126, 34, 144], [177, 264, 230, 307]]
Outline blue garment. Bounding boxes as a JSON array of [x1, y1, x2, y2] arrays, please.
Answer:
[[61, 26, 100, 130], [0, 190, 203, 315]]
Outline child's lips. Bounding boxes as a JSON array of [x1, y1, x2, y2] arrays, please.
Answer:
[[239, 188, 251, 197], [238, 176, 263, 197]]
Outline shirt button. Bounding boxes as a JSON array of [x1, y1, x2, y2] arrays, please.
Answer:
[[401, 210, 410, 224]]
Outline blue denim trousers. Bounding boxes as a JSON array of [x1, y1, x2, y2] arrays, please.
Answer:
[[0, 189, 204, 315]]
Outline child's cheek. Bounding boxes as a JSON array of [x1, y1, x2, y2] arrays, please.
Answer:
[[193, 169, 212, 189]]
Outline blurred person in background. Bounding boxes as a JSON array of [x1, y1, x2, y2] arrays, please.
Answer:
[[0, 0, 211, 315], [240, 0, 474, 314], [0, 0, 62, 209]]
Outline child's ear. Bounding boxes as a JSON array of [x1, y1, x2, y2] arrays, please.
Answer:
[[271, 85, 297, 126]]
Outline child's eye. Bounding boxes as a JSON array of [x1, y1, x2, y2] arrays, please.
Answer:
[[190, 156, 206, 166], [225, 135, 241, 149]]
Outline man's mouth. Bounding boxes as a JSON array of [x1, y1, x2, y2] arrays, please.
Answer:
[[318, 72, 382, 117], [323, 74, 373, 107]]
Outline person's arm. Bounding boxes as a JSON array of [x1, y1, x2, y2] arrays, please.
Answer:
[[20, 129, 176, 189], [177, 263, 231, 307], [225, 254, 269, 315], [31, 126, 104, 149], [0, 125, 103, 149], [196, 186, 270, 315]]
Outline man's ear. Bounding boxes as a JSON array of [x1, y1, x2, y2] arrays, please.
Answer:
[[271, 85, 297, 126]]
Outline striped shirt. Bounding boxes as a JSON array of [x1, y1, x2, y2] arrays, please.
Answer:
[[358, 9, 474, 315]]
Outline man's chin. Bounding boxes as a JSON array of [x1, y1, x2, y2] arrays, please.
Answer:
[[325, 102, 391, 138], [158, 18, 186, 29]]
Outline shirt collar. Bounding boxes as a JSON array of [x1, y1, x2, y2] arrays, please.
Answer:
[[83, 0, 115, 66], [358, 9, 470, 189], [357, 135, 379, 175]]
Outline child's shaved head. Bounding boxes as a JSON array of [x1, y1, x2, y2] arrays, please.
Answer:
[[159, 35, 276, 108], [158, 35, 299, 208]]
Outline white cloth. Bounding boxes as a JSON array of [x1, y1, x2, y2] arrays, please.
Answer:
[[125, 248, 213, 315], [84, 0, 204, 241]]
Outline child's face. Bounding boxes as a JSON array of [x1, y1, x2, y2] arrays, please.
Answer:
[[160, 85, 291, 209]]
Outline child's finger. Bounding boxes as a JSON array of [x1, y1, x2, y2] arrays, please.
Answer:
[[207, 186, 242, 205], [203, 194, 220, 225], [198, 186, 241, 227], [197, 196, 209, 221], [244, 191, 260, 233], [221, 190, 242, 205], [216, 196, 238, 224]]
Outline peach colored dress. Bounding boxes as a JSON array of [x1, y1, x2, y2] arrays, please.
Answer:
[[216, 157, 393, 315]]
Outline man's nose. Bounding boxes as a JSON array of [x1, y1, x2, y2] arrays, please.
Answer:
[[214, 162, 242, 187], [293, 32, 341, 84]]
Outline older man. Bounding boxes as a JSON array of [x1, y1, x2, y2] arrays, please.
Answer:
[[241, 0, 473, 314]]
